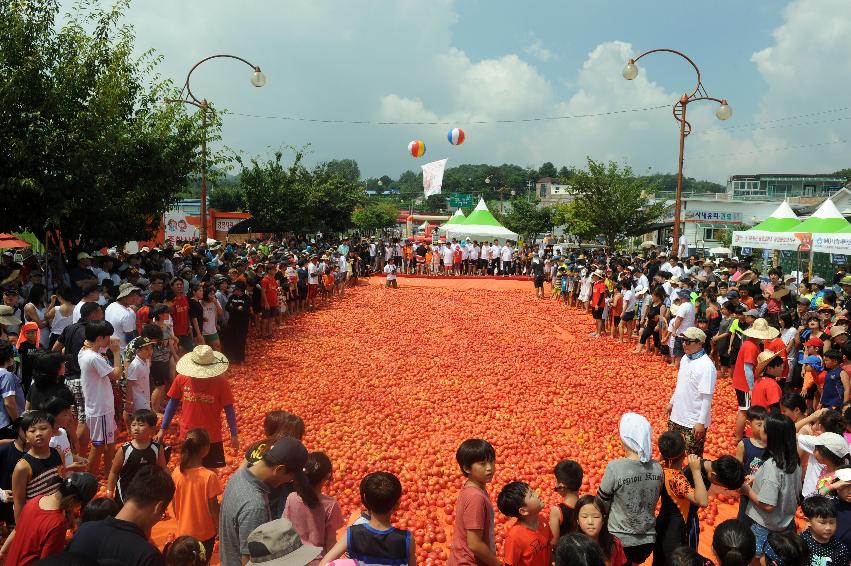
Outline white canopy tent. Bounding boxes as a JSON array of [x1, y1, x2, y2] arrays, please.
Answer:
[[443, 198, 519, 241]]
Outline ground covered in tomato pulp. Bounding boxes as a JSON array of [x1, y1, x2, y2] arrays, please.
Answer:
[[156, 278, 743, 563]]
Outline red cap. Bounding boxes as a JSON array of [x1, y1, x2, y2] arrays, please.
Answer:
[[804, 337, 824, 348]]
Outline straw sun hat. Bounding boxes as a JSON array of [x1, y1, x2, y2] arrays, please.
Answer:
[[743, 318, 780, 340], [176, 345, 229, 379]]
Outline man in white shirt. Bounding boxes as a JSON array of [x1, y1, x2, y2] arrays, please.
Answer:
[[307, 256, 319, 308], [78, 320, 122, 475], [460, 241, 470, 275], [442, 244, 455, 275], [500, 243, 513, 276], [490, 241, 501, 275], [678, 233, 688, 258], [666, 326, 716, 456], [73, 283, 103, 323], [670, 289, 697, 368], [469, 243, 480, 275], [104, 283, 141, 350], [660, 254, 674, 274]]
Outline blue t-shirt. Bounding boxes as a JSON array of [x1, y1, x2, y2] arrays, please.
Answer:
[[0, 368, 25, 429]]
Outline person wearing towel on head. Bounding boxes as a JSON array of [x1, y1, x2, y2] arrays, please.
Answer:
[[597, 413, 663, 565]]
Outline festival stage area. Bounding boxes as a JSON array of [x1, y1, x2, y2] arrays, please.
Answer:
[[154, 277, 741, 564]]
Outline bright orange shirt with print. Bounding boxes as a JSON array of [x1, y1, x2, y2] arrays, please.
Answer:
[[503, 518, 551, 566]]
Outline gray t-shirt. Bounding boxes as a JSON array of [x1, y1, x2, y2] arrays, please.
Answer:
[[746, 458, 802, 531], [219, 467, 272, 566], [597, 458, 663, 547]]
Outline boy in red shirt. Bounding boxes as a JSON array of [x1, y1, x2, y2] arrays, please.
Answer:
[[732, 319, 778, 442], [260, 262, 278, 339], [589, 270, 607, 337], [751, 350, 784, 411], [448, 439, 500, 566], [497, 481, 551, 566], [170, 278, 191, 353]]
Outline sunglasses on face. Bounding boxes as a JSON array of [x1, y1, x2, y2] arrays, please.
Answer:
[[682, 338, 701, 344]]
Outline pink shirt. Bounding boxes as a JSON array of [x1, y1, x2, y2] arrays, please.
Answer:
[[448, 484, 495, 566], [284, 492, 345, 565]]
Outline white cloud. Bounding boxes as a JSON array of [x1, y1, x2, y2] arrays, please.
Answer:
[[524, 38, 554, 62], [96, 0, 851, 181], [678, 0, 851, 178]]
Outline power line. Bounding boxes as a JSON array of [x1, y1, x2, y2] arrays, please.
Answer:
[[695, 115, 851, 137], [695, 106, 851, 135], [221, 104, 670, 126], [685, 138, 849, 160]]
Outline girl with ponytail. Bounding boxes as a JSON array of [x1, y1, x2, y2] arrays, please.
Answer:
[[284, 451, 345, 566], [711, 519, 756, 566], [171, 428, 222, 564]]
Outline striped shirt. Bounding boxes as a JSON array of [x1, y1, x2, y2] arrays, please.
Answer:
[[22, 449, 62, 501]]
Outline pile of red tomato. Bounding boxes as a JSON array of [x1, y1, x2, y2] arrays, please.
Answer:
[[189, 285, 742, 564]]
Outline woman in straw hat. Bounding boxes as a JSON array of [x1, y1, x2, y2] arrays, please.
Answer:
[[155, 345, 238, 469], [732, 318, 779, 444]]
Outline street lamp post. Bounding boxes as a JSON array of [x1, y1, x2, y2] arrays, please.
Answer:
[[622, 49, 731, 256], [165, 54, 266, 243]]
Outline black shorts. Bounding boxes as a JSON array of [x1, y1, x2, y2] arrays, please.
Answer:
[[613, 316, 621, 327], [621, 311, 636, 322], [150, 360, 171, 387], [534, 275, 544, 289], [262, 308, 275, 319], [202, 441, 226, 468], [660, 345, 670, 356], [592, 307, 604, 320], [719, 355, 731, 368]]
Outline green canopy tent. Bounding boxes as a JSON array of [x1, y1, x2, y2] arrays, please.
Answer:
[[786, 198, 851, 233], [444, 198, 518, 241], [731, 200, 802, 250], [437, 208, 466, 234], [750, 200, 801, 232]]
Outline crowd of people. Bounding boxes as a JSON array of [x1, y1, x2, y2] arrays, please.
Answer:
[[361, 237, 548, 278], [0, 236, 850, 565]]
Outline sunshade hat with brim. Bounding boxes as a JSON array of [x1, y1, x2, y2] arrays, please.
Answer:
[[0, 305, 19, 326], [754, 348, 782, 377], [176, 345, 229, 379], [246, 518, 321, 566], [813, 432, 851, 459], [743, 318, 780, 340], [592, 269, 604, 278], [115, 282, 142, 300]]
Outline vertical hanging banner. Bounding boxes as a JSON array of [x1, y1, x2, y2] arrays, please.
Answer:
[[422, 158, 448, 198]]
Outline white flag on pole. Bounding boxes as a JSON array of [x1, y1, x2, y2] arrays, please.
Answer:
[[421, 158, 447, 198]]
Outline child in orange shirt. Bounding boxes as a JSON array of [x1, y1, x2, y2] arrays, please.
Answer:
[[170, 428, 222, 563], [497, 481, 551, 566]]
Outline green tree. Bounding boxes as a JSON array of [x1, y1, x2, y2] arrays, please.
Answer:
[[0, 0, 202, 257], [502, 198, 553, 243], [309, 161, 366, 233], [562, 158, 669, 250], [538, 162, 558, 178], [351, 201, 399, 234], [239, 149, 312, 233], [323, 158, 361, 184], [833, 168, 851, 183], [208, 183, 245, 211]]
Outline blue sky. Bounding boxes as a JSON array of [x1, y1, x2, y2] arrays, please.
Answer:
[[65, 0, 851, 182]]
